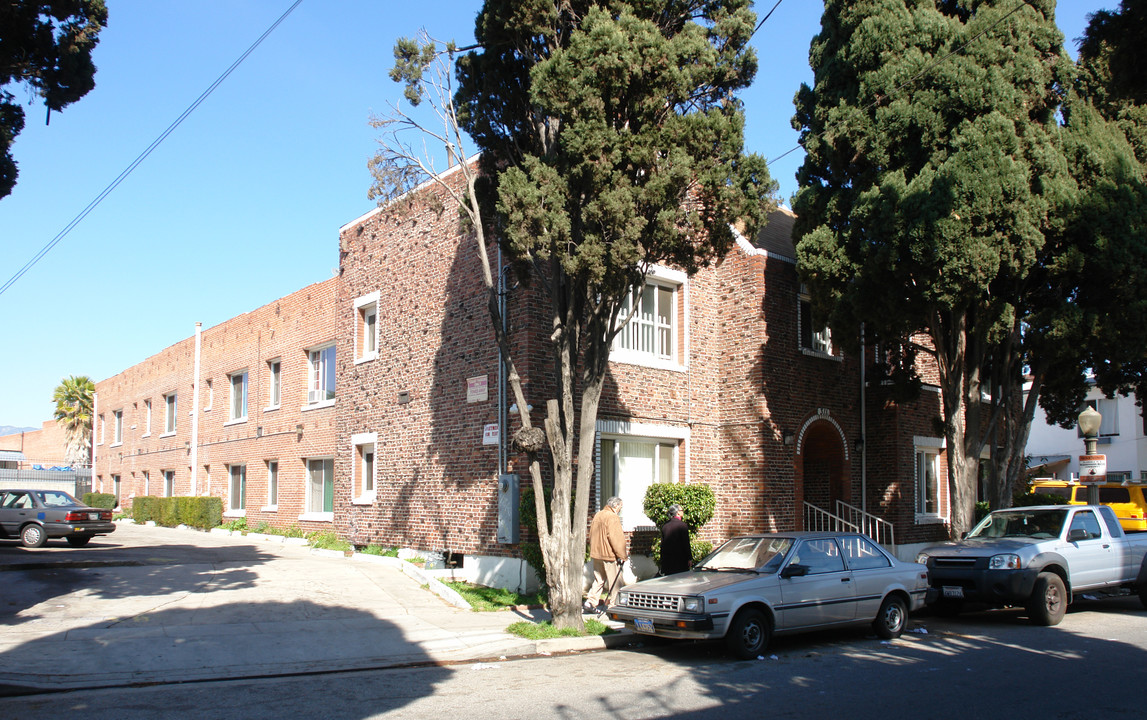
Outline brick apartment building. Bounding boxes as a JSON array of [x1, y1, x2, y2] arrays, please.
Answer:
[[91, 164, 952, 589], [93, 279, 340, 535]]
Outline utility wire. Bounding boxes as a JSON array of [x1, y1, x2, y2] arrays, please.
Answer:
[[767, 1, 1026, 166], [0, 0, 306, 299]]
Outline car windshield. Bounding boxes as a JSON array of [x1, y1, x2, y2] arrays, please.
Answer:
[[696, 537, 792, 573], [967, 509, 1067, 539], [38, 491, 80, 507]]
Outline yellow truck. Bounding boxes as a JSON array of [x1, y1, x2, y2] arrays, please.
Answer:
[[1029, 479, 1147, 532]]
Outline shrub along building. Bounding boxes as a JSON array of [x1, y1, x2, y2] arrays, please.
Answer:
[[92, 165, 954, 586]]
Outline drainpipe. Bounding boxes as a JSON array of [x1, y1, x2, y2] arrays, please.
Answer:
[[91, 391, 98, 488], [497, 247, 507, 476], [859, 323, 867, 514], [191, 321, 202, 495]]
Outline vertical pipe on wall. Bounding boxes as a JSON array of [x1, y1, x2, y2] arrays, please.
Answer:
[[497, 247, 507, 476], [191, 321, 202, 495], [859, 322, 867, 514]]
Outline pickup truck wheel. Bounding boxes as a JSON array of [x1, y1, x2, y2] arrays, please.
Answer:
[[725, 608, 770, 660], [20, 523, 46, 548], [65, 535, 92, 547], [873, 595, 908, 639], [1027, 572, 1067, 626]]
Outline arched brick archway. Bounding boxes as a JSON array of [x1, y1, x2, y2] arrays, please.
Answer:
[[793, 416, 850, 529]]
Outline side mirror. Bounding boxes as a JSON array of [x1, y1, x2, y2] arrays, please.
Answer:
[[1068, 528, 1089, 542], [781, 564, 809, 579]]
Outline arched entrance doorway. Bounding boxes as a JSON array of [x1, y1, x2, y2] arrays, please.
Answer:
[[795, 417, 850, 527]]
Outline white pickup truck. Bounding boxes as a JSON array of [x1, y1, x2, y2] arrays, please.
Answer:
[[916, 504, 1147, 625]]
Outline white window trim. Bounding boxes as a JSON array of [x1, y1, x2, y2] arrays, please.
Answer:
[[112, 410, 123, 447], [262, 460, 279, 512], [304, 343, 337, 409], [303, 455, 335, 519], [163, 392, 178, 434], [226, 464, 247, 515], [265, 358, 282, 412], [914, 436, 947, 525], [799, 283, 838, 360], [352, 431, 378, 505], [203, 379, 213, 413], [610, 265, 688, 372], [227, 370, 249, 424], [142, 399, 152, 438], [354, 291, 381, 364], [596, 419, 690, 532]]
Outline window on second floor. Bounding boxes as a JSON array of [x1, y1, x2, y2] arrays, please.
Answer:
[[143, 399, 152, 436], [307, 344, 336, 406], [799, 284, 832, 355], [228, 371, 248, 422], [113, 410, 123, 445], [267, 359, 281, 409], [612, 270, 685, 369], [355, 292, 380, 363], [1079, 398, 1119, 437], [164, 393, 177, 434]]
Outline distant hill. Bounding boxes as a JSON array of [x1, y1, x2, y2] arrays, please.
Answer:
[[0, 425, 39, 437]]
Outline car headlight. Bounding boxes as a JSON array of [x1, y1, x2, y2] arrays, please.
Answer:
[[915, 552, 930, 565], [988, 554, 1021, 570], [617, 591, 629, 605], [682, 596, 703, 613]]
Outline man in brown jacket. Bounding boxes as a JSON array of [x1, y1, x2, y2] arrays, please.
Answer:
[[585, 496, 627, 613]]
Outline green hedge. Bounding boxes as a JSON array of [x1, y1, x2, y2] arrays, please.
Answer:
[[82, 492, 117, 509], [643, 483, 717, 567], [131, 495, 222, 530]]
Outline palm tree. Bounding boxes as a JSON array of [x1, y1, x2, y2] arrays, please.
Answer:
[[53, 375, 95, 467]]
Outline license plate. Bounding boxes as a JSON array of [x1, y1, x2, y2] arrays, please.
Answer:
[[942, 586, 964, 599], [634, 618, 656, 634], [89, 513, 100, 521]]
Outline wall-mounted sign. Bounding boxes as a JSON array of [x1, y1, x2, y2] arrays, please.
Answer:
[[467, 375, 488, 403], [483, 423, 499, 445], [1079, 454, 1107, 484]]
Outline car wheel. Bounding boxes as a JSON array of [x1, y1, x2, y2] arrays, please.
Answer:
[[724, 608, 770, 660], [65, 535, 93, 547], [873, 594, 908, 639], [1026, 572, 1067, 626], [20, 524, 46, 548]]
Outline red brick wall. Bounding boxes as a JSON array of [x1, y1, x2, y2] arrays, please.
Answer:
[[0, 421, 71, 466], [93, 279, 339, 533]]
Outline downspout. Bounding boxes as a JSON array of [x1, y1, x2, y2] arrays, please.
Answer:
[[91, 392, 98, 489], [497, 247, 507, 476], [191, 321, 202, 495], [860, 322, 867, 514]]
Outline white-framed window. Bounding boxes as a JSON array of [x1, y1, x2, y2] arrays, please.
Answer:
[[228, 464, 246, 514], [799, 284, 833, 356], [611, 267, 686, 370], [163, 469, 175, 498], [265, 460, 278, 510], [355, 292, 380, 363], [163, 393, 177, 434], [1079, 398, 1119, 437], [228, 370, 248, 422], [267, 359, 281, 410], [352, 432, 377, 503], [142, 470, 149, 496], [143, 399, 152, 437], [597, 420, 687, 532], [98, 414, 105, 445], [204, 379, 213, 412], [113, 410, 123, 445], [914, 437, 945, 523], [304, 457, 335, 519], [306, 344, 336, 407]]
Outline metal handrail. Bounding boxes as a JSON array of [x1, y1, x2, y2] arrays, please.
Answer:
[[834, 500, 895, 546], [803, 501, 859, 534]]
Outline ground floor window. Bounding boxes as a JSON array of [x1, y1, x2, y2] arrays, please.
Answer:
[[914, 438, 944, 523], [598, 421, 684, 531], [228, 465, 246, 513], [266, 461, 278, 509], [163, 470, 175, 498], [352, 432, 377, 503], [307, 458, 334, 515]]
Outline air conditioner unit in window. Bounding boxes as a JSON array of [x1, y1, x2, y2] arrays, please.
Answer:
[[308, 389, 319, 404]]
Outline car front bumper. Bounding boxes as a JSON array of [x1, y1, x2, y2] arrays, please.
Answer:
[[605, 606, 719, 639], [925, 565, 1039, 606]]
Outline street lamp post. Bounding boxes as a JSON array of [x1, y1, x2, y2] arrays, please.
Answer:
[[1077, 406, 1103, 505]]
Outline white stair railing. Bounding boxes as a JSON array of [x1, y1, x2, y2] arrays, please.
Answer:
[[835, 500, 895, 546], [803, 502, 859, 534]]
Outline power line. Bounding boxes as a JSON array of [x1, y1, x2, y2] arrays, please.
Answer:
[[0, 0, 306, 299]]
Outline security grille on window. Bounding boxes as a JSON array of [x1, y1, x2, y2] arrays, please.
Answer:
[[229, 372, 248, 421], [307, 345, 336, 404], [614, 283, 675, 361]]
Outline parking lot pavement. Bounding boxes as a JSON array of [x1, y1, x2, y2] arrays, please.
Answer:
[[0, 522, 628, 695]]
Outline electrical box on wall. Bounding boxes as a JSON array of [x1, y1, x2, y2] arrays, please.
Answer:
[[497, 473, 520, 544]]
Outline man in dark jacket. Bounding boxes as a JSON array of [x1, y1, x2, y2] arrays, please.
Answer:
[[660, 504, 691, 575]]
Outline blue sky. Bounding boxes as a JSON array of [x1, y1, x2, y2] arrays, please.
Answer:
[[0, 0, 1103, 429]]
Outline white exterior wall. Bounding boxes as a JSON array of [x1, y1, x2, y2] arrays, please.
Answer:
[[1025, 386, 1145, 481]]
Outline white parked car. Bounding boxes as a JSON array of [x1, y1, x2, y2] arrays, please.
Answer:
[[607, 531, 929, 658]]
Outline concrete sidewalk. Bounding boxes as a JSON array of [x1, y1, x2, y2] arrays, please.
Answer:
[[0, 522, 632, 695]]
